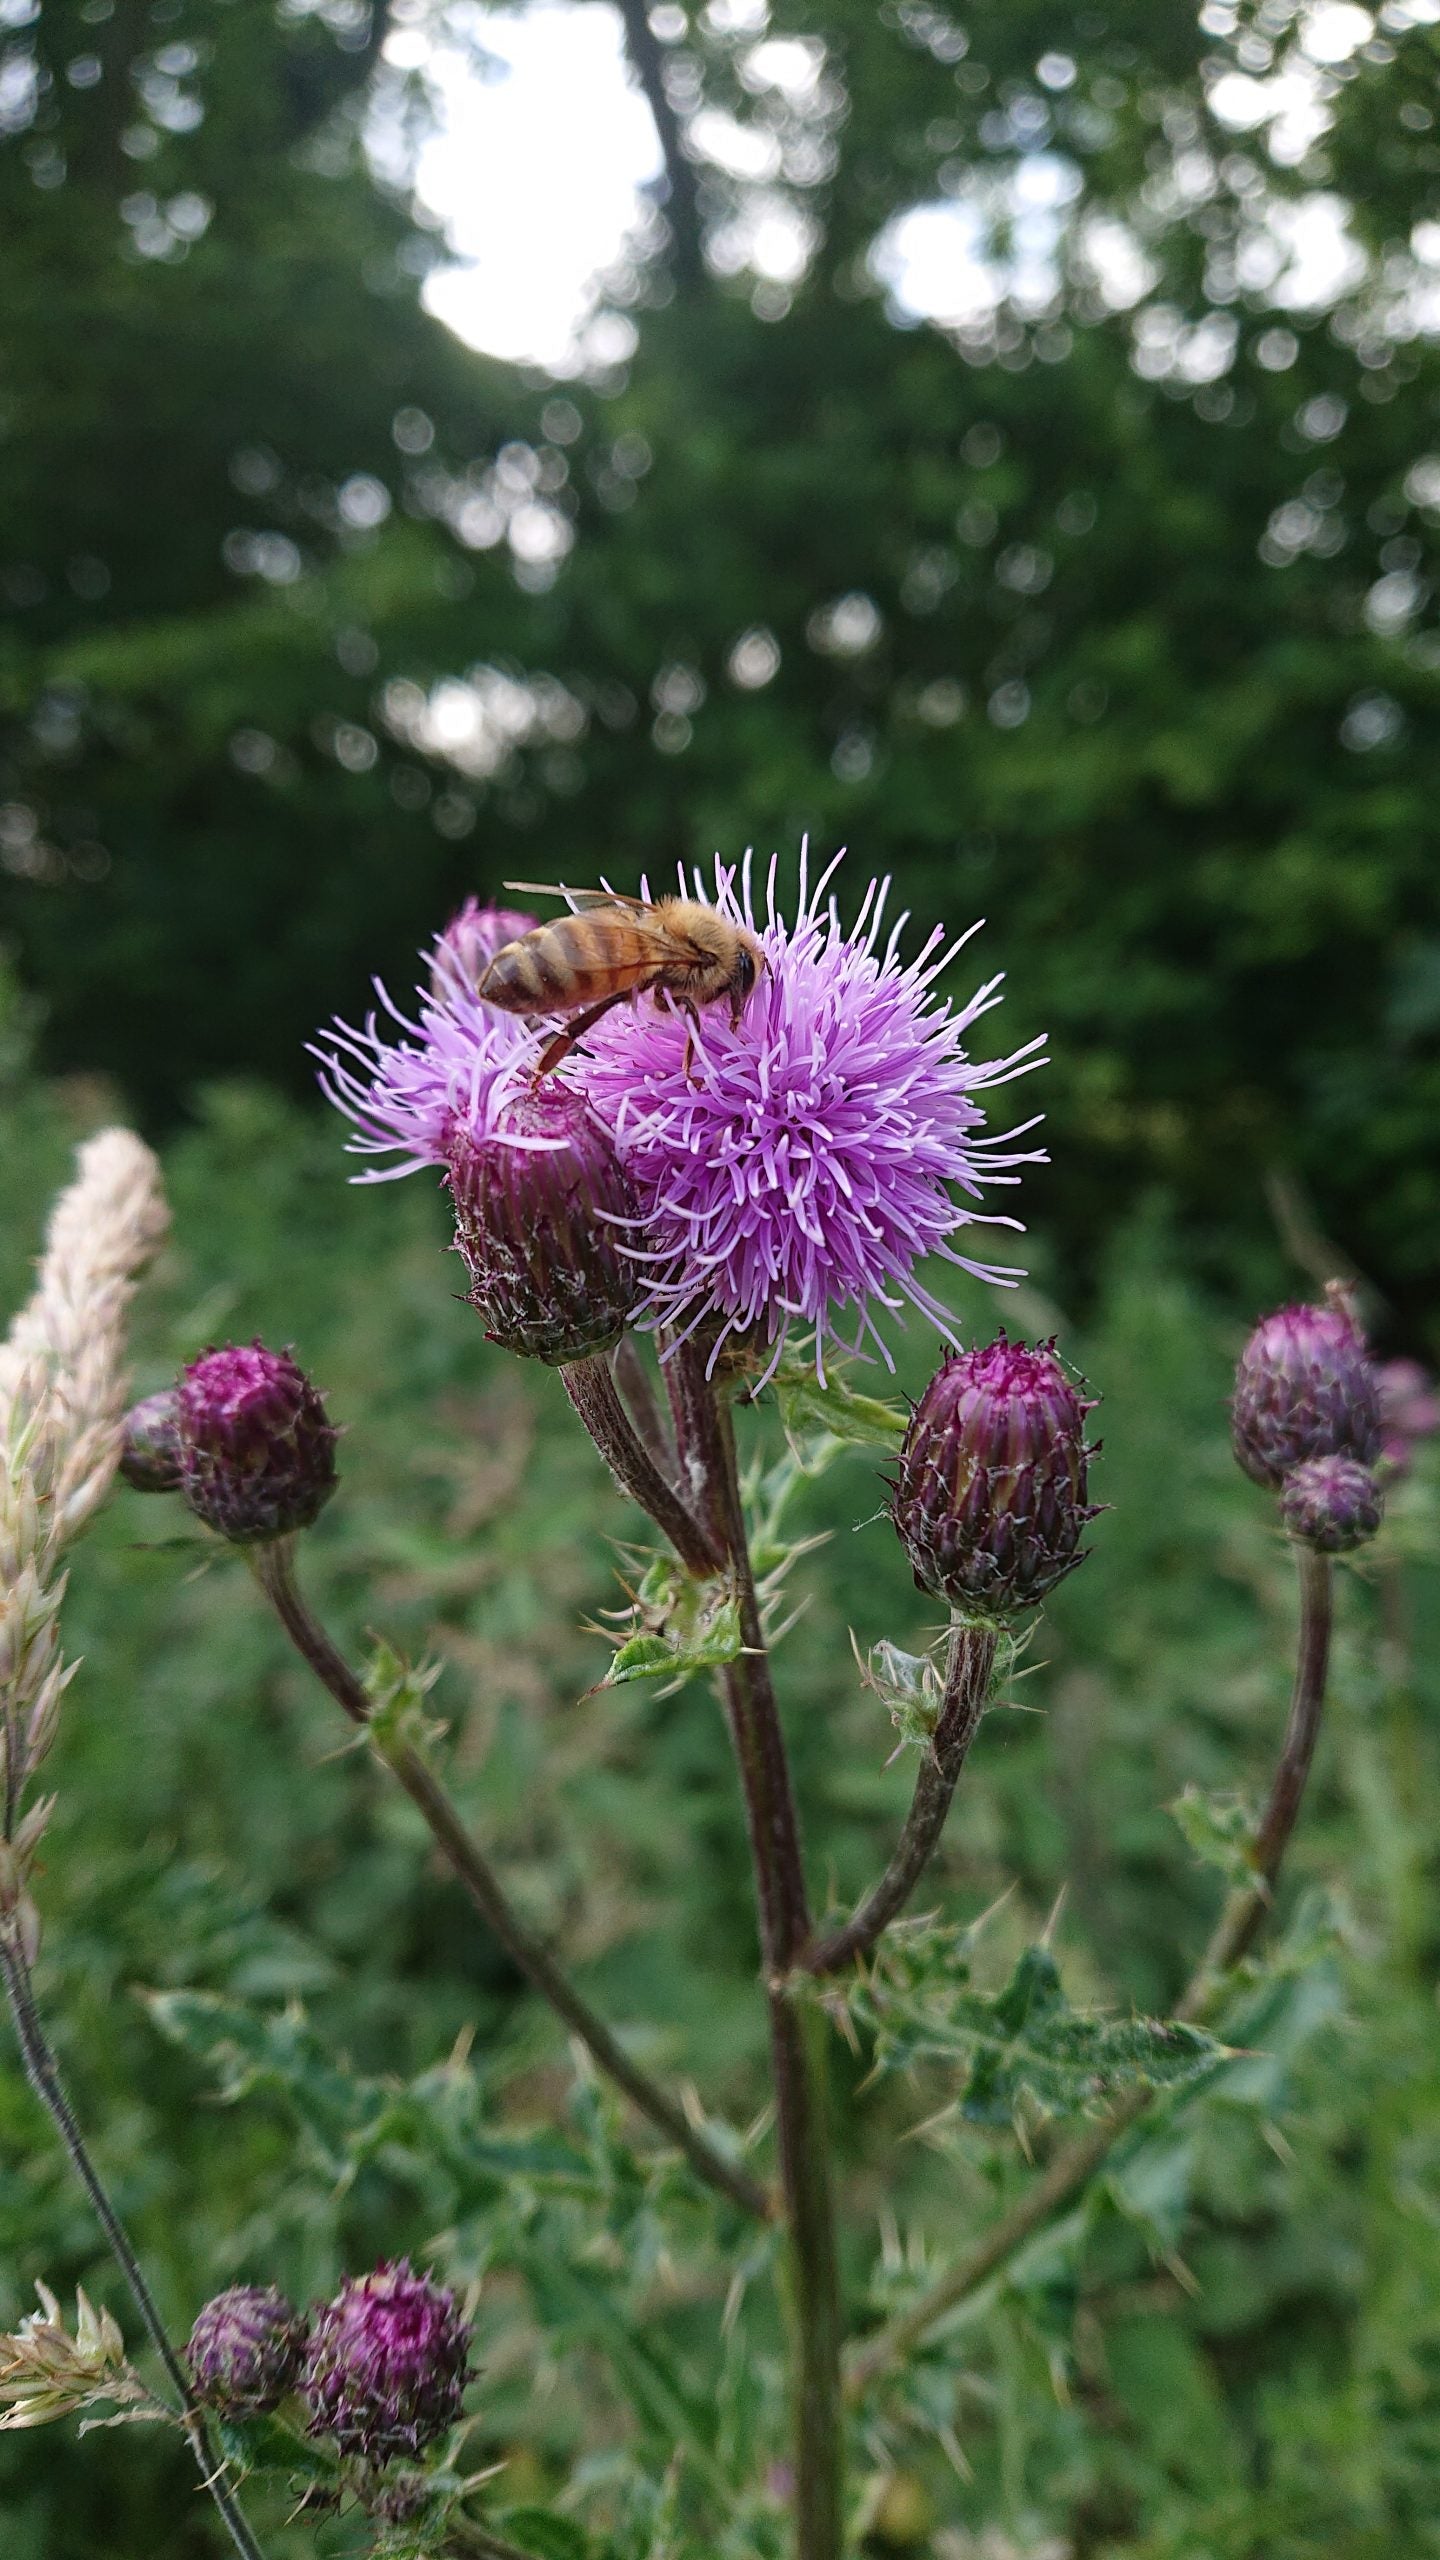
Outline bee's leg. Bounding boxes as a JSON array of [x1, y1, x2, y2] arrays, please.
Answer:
[[533, 989, 634, 1079]]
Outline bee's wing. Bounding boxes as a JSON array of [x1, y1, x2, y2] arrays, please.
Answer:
[[504, 880, 653, 917]]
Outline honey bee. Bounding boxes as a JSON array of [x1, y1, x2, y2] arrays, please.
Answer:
[[477, 885, 767, 1074]]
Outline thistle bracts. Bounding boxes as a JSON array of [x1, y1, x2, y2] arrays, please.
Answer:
[[300, 2262, 470, 2464], [1231, 1295, 1381, 1489], [174, 1343, 338, 1544], [892, 1337, 1099, 1619], [187, 2285, 307, 2416], [1280, 1455, 1383, 1554], [447, 1086, 641, 1363]]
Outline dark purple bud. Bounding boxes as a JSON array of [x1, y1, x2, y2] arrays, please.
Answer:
[[1279, 1455, 1383, 1554], [187, 2285, 307, 2415], [1231, 1295, 1380, 1490], [1376, 1358, 1440, 1480], [119, 1390, 183, 1493], [177, 1342, 338, 1544], [891, 1338, 1100, 1619], [429, 898, 538, 1004], [300, 2261, 471, 2465], [447, 1085, 641, 1364]]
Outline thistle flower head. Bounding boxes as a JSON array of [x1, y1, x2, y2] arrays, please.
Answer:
[[118, 1389, 182, 1493], [577, 851, 1046, 1382], [1231, 1294, 1381, 1489], [428, 897, 539, 1005], [300, 2262, 470, 2465], [187, 2286, 307, 2415], [177, 1342, 338, 1544], [312, 904, 538, 1181], [447, 1084, 641, 1362], [1376, 1357, 1440, 1479], [1279, 1454, 1383, 1554], [892, 1336, 1099, 1618]]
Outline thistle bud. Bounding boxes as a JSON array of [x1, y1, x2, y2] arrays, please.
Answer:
[[891, 1338, 1099, 1619], [1279, 1454, 1383, 1554], [177, 1343, 338, 1544], [429, 898, 537, 1004], [118, 1391, 183, 1493], [300, 2262, 470, 2465], [187, 2285, 307, 2415], [1231, 1296, 1380, 1489], [447, 1086, 640, 1364]]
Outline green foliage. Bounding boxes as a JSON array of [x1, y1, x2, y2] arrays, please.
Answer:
[[839, 1929, 1226, 2123]]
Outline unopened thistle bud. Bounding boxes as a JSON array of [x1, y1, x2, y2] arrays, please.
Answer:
[[176, 1343, 338, 1544], [118, 1390, 183, 1493], [891, 1337, 1099, 1618], [300, 2262, 470, 2464], [187, 2285, 307, 2415], [1231, 1295, 1380, 1489], [1279, 1454, 1383, 1554], [447, 1086, 640, 1364]]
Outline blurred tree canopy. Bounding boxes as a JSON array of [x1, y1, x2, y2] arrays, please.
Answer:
[[2, 0, 1440, 1330]]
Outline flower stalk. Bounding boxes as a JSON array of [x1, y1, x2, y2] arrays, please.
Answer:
[[251, 1540, 768, 2223], [803, 1620, 998, 1977], [845, 1545, 1339, 2397], [0, 1936, 267, 2560], [707, 1393, 844, 2560]]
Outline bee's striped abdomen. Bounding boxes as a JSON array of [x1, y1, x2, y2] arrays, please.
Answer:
[[483, 925, 579, 1011]]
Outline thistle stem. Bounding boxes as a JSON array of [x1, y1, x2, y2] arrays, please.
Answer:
[[803, 1623, 998, 1976], [707, 1394, 844, 2560], [0, 1934, 267, 2560], [846, 1549, 1337, 2397], [561, 1353, 723, 1575], [252, 1542, 769, 2224]]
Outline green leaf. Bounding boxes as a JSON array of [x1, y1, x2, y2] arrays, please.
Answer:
[[771, 1359, 907, 1463], [845, 1935, 1228, 2123], [495, 2509, 592, 2560], [1169, 1784, 1258, 1886], [596, 1560, 742, 1691], [215, 2413, 337, 2486]]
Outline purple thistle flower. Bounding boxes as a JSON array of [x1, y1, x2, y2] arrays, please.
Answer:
[[187, 2285, 307, 2415], [892, 1336, 1100, 1616], [577, 850, 1046, 1381], [1279, 1454, 1383, 1554], [300, 2262, 471, 2465], [1231, 1296, 1381, 1490], [428, 898, 539, 1005], [312, 902, 540, 1181], [177, 1342, 338, 1544]]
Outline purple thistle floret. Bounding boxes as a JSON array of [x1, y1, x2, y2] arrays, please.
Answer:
[[892, 1337, 1100, 1617], [1231, 1296, 1381, 1490], [312, 902, 540, 1182], [177, 1342, 338, 1544], [119, 1388, 183, 1493], [578, 850, 1047, 1381], [1279, 1454, 1383, 1554], [187, 2285, 307, 2415], [300, 2262, 471, 2465]]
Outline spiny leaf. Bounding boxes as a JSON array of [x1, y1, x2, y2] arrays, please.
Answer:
[[215, 2413, 337, 2487], [596, 1559, 743, 1691], [1169, 1784, 1258, 1887], [844, 1934, 1228, 2123], [772, 1360, 907, 1463]]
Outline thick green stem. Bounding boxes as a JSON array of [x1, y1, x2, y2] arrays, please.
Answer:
[[253, 1542, 768, 2224], [0, 1935, 267, 2560], [709, 1395, 844, 2560], [847, 1549, 1336, 2397]]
